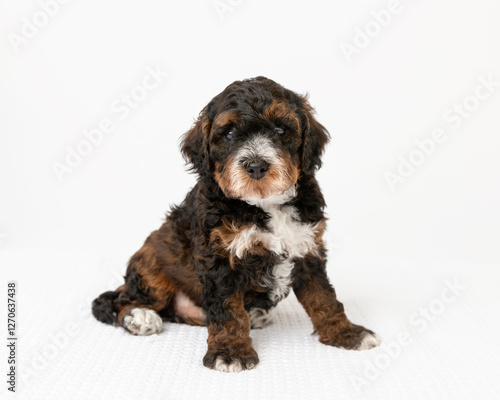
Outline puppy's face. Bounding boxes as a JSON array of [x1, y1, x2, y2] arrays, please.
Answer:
[[210, 98, 303, 201], [182, 77, 329, 201]]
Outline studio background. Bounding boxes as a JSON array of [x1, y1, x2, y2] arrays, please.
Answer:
[[1, 1, 499, 399]]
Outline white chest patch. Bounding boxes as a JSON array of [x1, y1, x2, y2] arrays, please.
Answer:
[[261, 204, 321, 302], [261, 205, 320, 259], [224, 199, 324, 303]]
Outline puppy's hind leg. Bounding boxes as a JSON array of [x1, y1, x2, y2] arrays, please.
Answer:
[[93, 282, 168, 335], [113, 236, 179, 336]]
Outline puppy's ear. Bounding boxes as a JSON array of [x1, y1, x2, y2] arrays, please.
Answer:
[[181, 108, 212, 174], [300, 97, 330, 174]]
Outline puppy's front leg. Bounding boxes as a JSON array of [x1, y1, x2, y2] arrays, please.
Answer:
[[293, 256, 381, 350], [202, 291, 259, 372]]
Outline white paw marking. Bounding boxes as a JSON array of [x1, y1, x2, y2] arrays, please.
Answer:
[[356, 332, 382, 350], [214, 357, 243, 373], [123, 308, 163, 336], [248, 307, 273, 329]]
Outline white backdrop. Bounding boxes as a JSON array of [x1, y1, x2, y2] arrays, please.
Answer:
[[1, 0, 499, 265], [1, 1, 500, 399]]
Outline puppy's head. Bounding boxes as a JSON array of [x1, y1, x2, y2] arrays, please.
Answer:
[[181, 77, 329, 202]]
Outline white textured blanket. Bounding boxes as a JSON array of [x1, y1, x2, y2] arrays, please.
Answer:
[[2, 250, 499, 400]]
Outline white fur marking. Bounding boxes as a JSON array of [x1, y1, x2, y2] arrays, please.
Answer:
[[225, 196, 323, 304], [259, 203, 322, 302], [226, 202, 320, 260], [214, 357, 244, 373], [261, 204, 319, 259], [265, 259, 295, 302], [248, 307, 274, 329], [245, 186, 297, 207], [226, 225, 261, 258], [236, 135, 278, 164], [123, 308, 163, 336], [356, 333, 382, 350]]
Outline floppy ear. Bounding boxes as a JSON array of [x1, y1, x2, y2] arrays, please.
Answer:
[[300, 97, 330, 174], [180, 109, 212, 175]]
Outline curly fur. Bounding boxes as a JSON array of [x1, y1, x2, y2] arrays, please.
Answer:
[[92, 76, 380, 372]]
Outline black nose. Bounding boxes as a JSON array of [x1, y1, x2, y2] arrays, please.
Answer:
[[246, 160, 269, 180]]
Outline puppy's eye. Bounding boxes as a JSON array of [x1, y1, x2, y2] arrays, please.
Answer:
[[274, 126, 285, 135], [225, 130, 234, 140]]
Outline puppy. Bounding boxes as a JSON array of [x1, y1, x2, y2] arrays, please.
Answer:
[[92, 76, 380, 372]]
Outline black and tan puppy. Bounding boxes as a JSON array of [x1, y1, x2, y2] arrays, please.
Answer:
[[92, 76, 380, 372]]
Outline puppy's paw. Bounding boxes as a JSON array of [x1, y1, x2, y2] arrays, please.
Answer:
[[122, 308, 163, 336], [356, 331, 382, 350], [248, 307, 273, 329], [214, 358, 245, 373], [203, 348, 259, 373], [320, 324, 381, 350]]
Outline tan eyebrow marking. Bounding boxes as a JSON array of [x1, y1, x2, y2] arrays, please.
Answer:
[[212, 111, 240, 130], [263, 100, 300, 130]]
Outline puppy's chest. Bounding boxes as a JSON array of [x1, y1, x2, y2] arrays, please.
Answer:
[[226, 205, 320, 260], [259, 205, 319, 259], [225, 205, 322, 303]]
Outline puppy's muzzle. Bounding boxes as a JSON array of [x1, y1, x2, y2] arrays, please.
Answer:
[[245, 160, 269, 180]]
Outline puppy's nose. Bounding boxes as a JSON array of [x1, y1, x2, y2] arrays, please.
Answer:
[[246, 160, 269, 180]]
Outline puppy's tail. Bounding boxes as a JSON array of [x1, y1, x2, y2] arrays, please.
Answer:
[[92, 289, 122, 325]]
